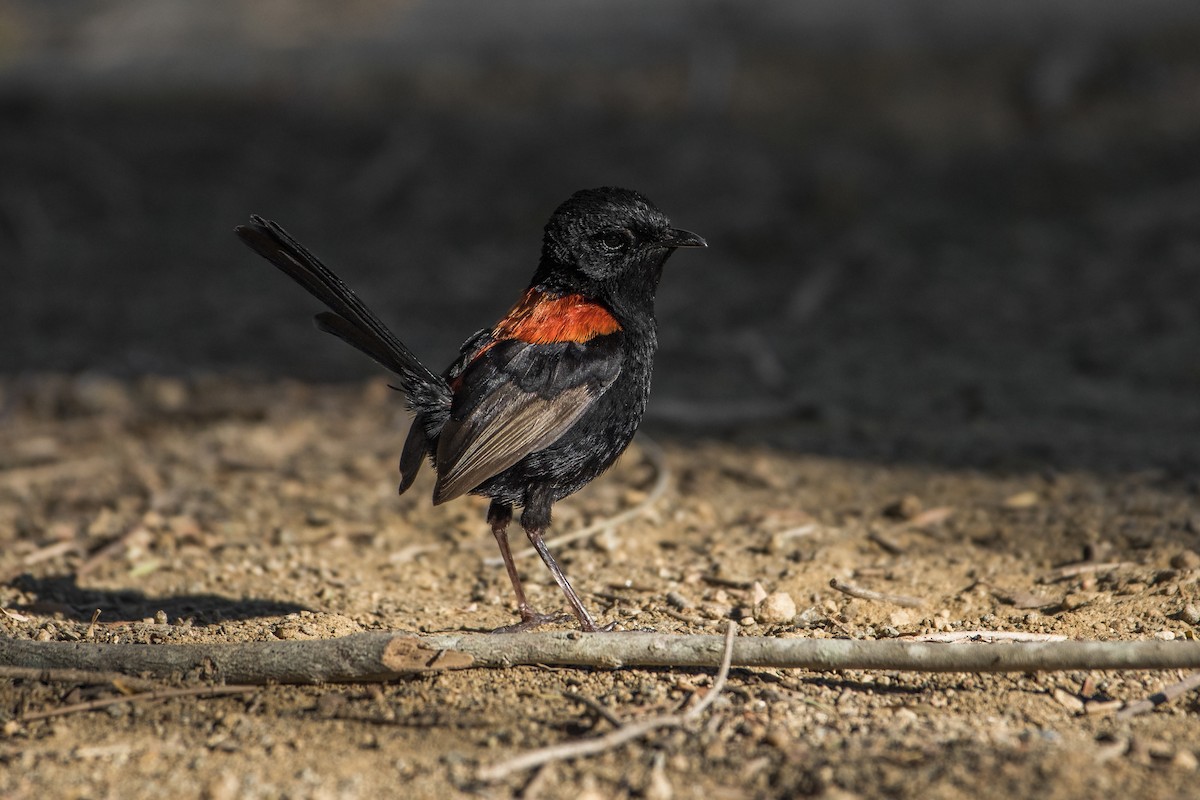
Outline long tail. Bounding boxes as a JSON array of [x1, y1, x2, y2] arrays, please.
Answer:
[[235, 216, 452, 418]]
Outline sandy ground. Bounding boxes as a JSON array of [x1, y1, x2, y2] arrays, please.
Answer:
[[1, 376, 1199, 799], [3, 4, 1200, 798]]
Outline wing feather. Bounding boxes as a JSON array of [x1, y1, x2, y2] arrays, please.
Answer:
[[431, 337, 621, 504], [432, 384, 591, 503]]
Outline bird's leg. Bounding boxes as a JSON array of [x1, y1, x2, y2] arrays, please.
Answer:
[[487, 500, 564, 633], [521, 489, 609, 633]]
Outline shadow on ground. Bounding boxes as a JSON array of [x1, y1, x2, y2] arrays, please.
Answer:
[[7, 573, 309, 623]]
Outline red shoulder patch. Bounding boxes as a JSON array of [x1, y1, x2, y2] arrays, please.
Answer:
[[493, 289, 621, 345], [451, 290, 621, 388]]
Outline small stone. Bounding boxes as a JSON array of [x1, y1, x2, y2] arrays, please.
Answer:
[[74, 375, 132, 415], [273, 622, 307, 640], [144, 377, 188, 411], [1175, 604, 1200, 625], [315, 693, 347, 716], [168, 515, 202, 538], [1170, 551, 1200, 570], [154, 610, 168, 625], [755, 591, 797, 625], [764, 727, 792, 750], [1052, 688, 1085, 714], [1153, 630, 1176, 641], [202, 772, 241, 800], [883, 495, 922, 521], [644, 757, 673, 800], [794, 607, 826, 627], [1003, 491, 1040, 509], [1173, 750, 1199, 771], [1062, 592, 1098, 611]]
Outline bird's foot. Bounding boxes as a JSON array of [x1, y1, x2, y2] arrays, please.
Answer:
[[579, 620, 620, 633], [490, 609, 572, 634], [584, 621, 659, 633]]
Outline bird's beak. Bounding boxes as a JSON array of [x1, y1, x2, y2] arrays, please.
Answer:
[[662, 228, 707, 249]]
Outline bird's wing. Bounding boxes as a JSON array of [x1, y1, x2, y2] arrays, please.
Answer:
[[432, 335, 623, 504]]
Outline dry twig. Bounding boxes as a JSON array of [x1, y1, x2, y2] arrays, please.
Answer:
[[829, 578, 926, 609], [0, 665, 157, 690], [1046, 561, 1136, 581], [561, 691, 623, 728], [21, 540, 80, 567], [19, 684, 255, 723], [476, 622, 737, 782], [1116, 670, 1200, 719], [77, 525, 144, 577]]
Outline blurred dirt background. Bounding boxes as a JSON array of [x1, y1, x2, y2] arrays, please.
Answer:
[[2, 2, 1200, 798]]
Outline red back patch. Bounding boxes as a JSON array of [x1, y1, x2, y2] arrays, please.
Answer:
[[451, 290, 621, 389], [493, 289, 621, 345]]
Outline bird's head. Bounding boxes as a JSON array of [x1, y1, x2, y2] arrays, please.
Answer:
[[534, 187, 705, 316]]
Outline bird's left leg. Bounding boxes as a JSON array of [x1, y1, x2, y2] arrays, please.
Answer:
[[521, 486, 611, 632], [487, 500, 565, 633]]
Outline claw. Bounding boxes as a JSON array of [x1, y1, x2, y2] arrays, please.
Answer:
[[491, 609, 572, 634]]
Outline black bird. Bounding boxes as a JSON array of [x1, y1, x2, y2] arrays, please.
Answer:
[[236, 187, 705, 631]]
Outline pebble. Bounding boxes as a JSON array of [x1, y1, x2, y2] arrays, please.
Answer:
[[74, 375, 133, 414], [751, 581, 769, 606], [644, 756, 674, 800], [764, 727, 792, 750], [755, 591, 797, 624], [203, 772, 241, 800], [1052, 688, 1085, 714], [144, 377, 189, 411], [1003, 490, 1040, 509], [1170, 551, 1200, 570], [883, 495, 922, 520], [1176, 604, 1200, 625], [1062, 592, 1097, 611]]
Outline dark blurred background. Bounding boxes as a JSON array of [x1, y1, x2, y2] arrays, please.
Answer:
[[2, 1, 1199, 474]]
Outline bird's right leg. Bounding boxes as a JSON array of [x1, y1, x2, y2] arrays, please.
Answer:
[[487, 500, 566, 633]]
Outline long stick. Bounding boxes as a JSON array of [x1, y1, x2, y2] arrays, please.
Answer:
[[4, 632, 1200, 685]]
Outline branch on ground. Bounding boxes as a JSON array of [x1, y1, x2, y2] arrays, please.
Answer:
[[3, 631, 1200, 686]]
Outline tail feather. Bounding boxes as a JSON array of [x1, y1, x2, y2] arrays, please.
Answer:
[[236, 216, 451, 418]]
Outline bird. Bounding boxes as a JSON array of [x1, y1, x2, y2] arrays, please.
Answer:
[[235, 187, 705, 632]]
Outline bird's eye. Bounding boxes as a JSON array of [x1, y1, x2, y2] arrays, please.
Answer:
[[598, 229, 633, 251]]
